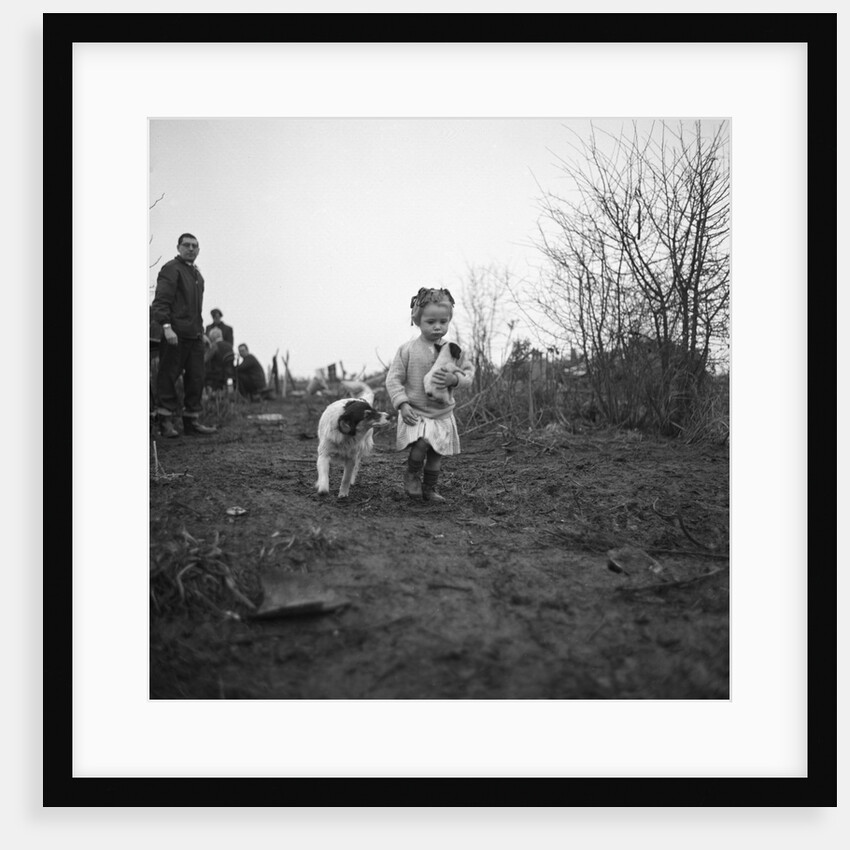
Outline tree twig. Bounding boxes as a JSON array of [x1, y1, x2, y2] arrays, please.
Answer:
[[651, 497, 714, 551], [171, 500, 206, 518], [615, 567, 728, 595], [427, 583, 474, 593], [647, 547, 728, 560]]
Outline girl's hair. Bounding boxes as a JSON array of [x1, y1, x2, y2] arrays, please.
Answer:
[[410, 287, 455, 326]]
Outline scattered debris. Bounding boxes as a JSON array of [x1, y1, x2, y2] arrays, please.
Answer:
[[651, 498, 715, 551], [427, 582, 474, 593], [460, 517, 498, 528], [172, 500, 206, 518], [251, 574, 350, 620], [607, 545, 663, 576], [246, 413, 285, 422], [614, 567, 728, 596], [149, 529, 257, 613], [151, 441, 193, 482]]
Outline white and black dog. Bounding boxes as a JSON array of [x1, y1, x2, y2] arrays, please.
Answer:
[[424, 342, 464, 405], [315, 384, 391, 499]]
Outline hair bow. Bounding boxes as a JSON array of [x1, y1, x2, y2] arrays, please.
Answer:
[[409, 287, 455, 309]]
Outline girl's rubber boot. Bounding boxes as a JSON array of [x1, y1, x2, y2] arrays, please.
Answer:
[[422, 470, 446, 502], [404, 465, 423, 498], [404, 469, 422, 499]]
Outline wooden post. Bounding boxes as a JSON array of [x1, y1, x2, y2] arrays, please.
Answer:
[[282, 349, 295, 396]]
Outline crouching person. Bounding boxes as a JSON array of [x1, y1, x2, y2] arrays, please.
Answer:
[[236, 343, 273, 401]]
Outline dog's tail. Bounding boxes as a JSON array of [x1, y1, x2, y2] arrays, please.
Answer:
[[339, 379, 374, 405]]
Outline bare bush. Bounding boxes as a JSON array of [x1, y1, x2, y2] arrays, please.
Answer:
[[522, 120, 730, 435], [456, 264, 517, 393]]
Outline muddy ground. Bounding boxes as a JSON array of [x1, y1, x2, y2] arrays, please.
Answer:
[[149, 391, 729, 700]]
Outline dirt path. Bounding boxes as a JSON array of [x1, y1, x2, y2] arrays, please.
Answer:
[[150, 396, 729, 699]]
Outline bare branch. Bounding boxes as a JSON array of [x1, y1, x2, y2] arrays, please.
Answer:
[[522, 119, 729, 432], [374, 348, 389, 371], [651, 497, 714, 551]]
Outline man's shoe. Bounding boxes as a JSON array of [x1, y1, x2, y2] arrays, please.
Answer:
[[403, 469, 423, 498], [182, 417, 217, 436], [159, 415, 180, 438]]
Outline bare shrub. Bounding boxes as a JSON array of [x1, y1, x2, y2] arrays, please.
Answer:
[[519, 120, 730, 436]]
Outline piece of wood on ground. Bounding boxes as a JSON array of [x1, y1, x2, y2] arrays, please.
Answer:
[[607, 545, 663, 576], [251, 574, 350, 619]]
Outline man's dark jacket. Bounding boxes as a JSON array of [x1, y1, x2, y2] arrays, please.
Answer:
[[151, 256, 205, 339]]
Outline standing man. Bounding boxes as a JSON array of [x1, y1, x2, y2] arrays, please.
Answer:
[[205, 308, 234, 345], [150, 233, 217, 437]]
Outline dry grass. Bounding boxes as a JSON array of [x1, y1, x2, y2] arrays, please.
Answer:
[[454, 370, 729, 446], [673, 377, 730, 445], [149, 528, 258, 616]]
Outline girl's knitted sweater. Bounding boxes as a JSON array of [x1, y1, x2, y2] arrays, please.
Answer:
[[385, 337, 474, 419]]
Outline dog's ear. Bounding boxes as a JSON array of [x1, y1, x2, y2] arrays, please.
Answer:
[[448, 342, 462, 360], [338, 400, 369, 435]]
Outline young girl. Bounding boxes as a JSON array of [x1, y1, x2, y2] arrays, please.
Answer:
[[385, 288, 475, 502]]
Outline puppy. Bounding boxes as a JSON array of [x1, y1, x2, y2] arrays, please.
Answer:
[[315, 386, 391, 498], [424, 342, 464, 405]]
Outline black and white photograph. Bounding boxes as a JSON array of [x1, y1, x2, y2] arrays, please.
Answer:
[[39, 7, 837, 816], [148, 116, 731, 701]]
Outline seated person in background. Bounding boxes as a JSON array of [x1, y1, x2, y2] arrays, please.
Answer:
[[236, 343, 272, 400], [204, 326, 235, 391]]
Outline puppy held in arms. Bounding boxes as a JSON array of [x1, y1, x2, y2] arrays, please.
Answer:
[[315, 383, 391, 499], [424, 342, 464, 405]]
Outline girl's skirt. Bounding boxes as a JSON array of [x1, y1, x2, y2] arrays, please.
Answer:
[[396, 413, 461, 455]]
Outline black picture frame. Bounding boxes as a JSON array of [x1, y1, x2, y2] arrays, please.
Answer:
[[44, 11, 836, 806]]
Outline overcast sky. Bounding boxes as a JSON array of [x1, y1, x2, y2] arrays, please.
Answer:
[[148, 117, 708, 380]]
